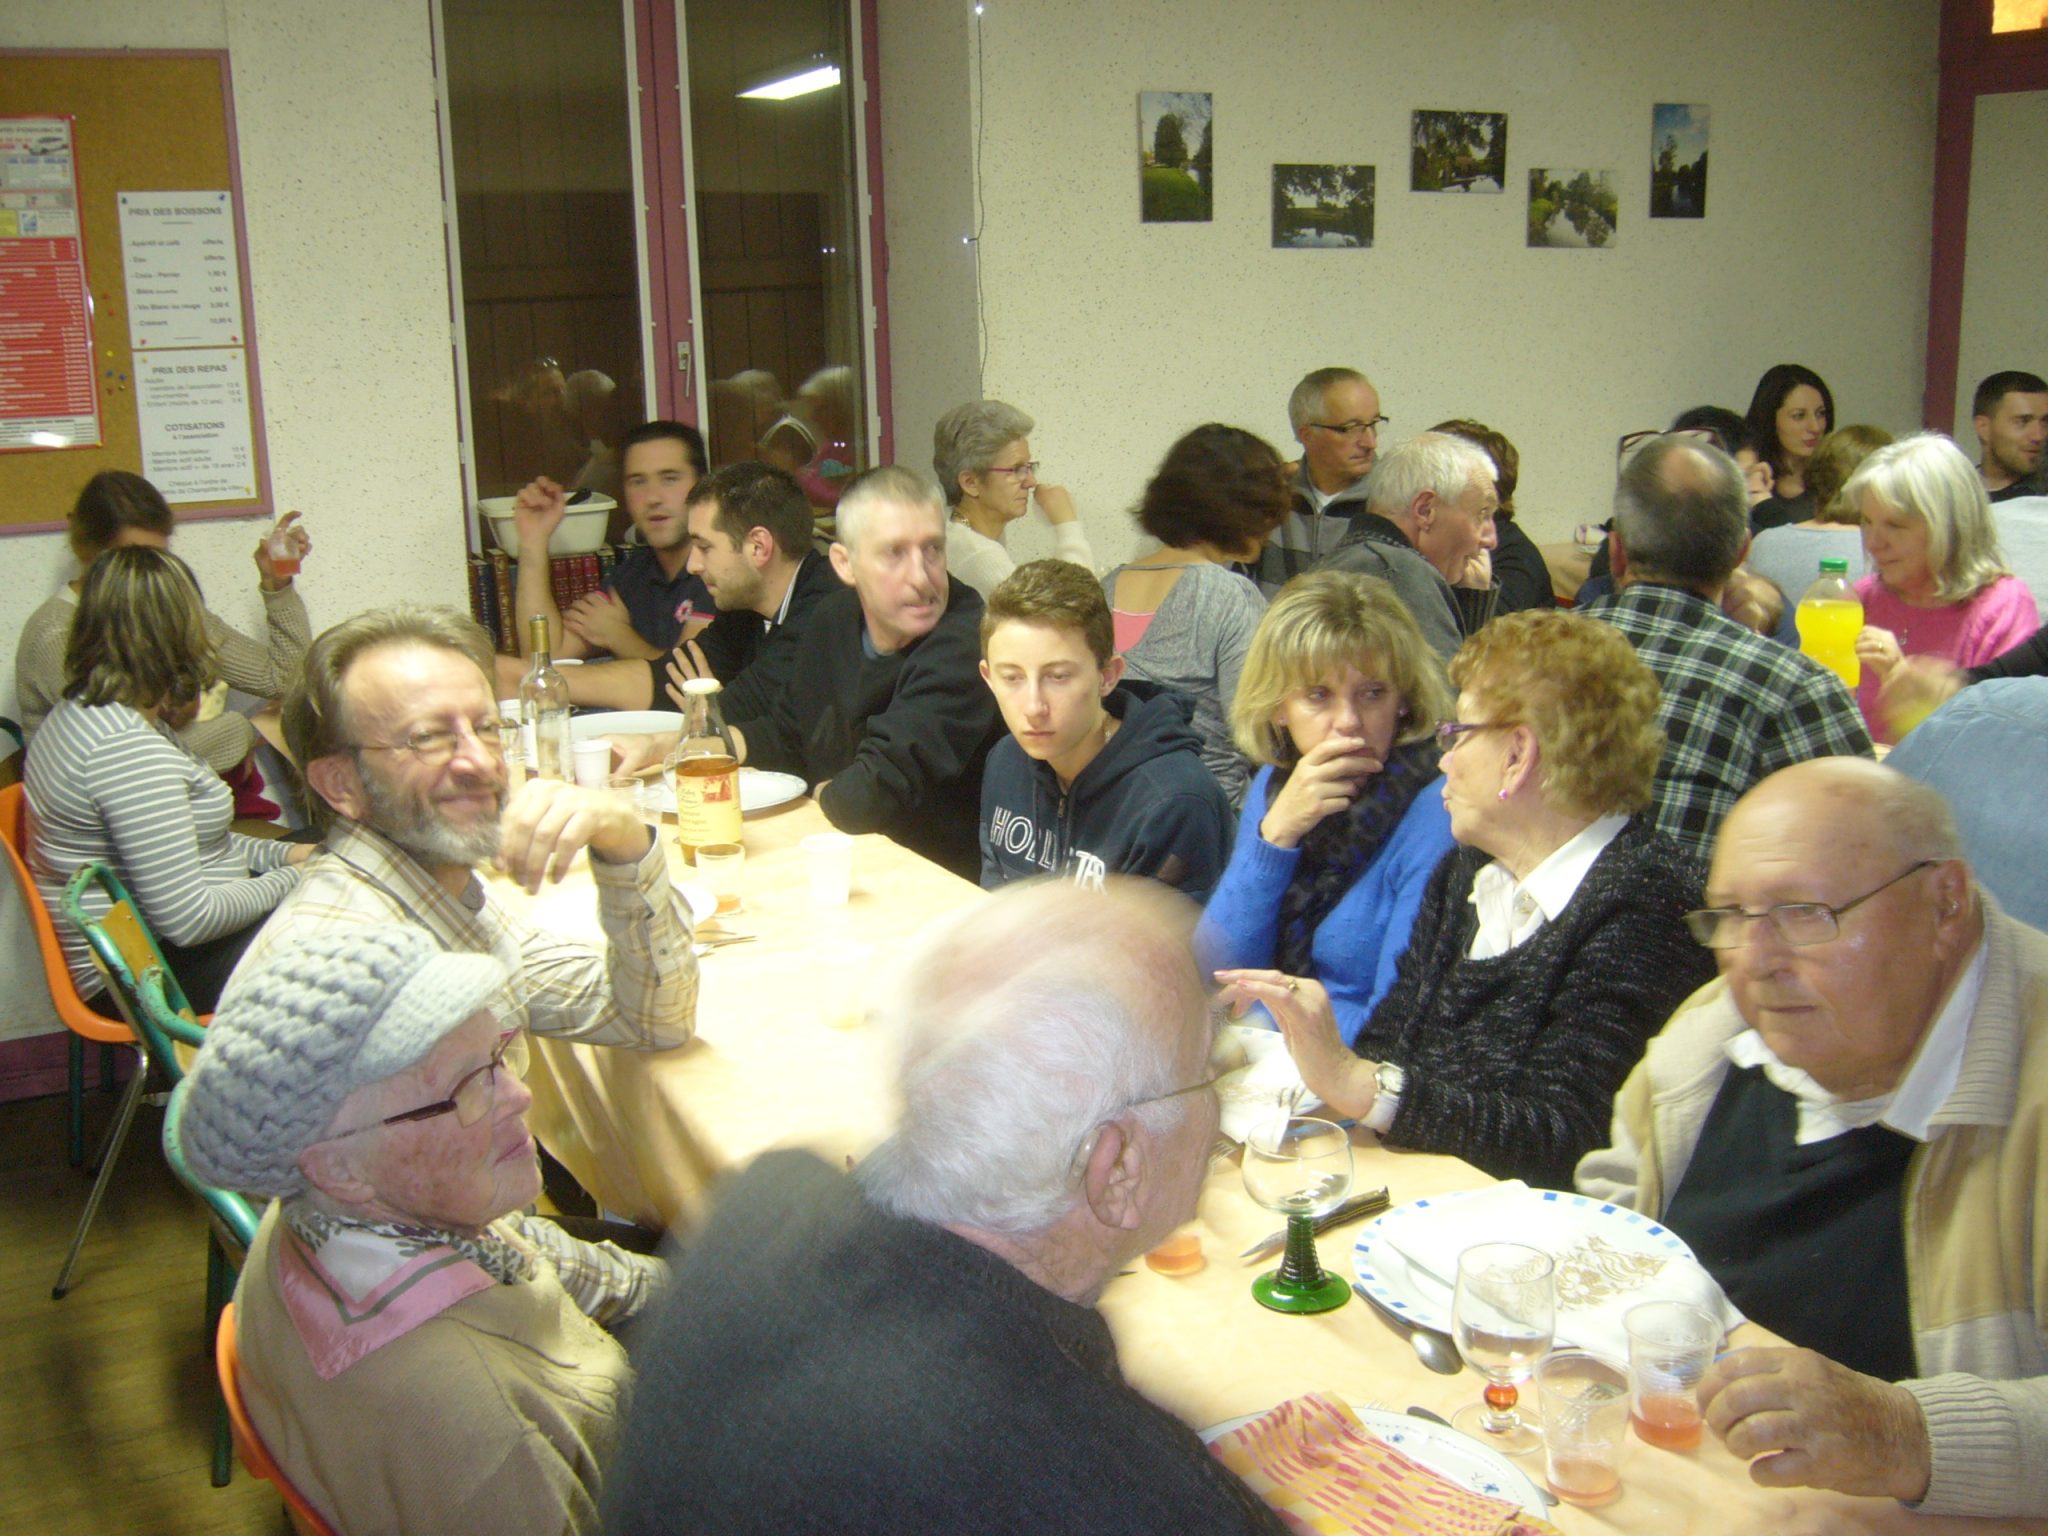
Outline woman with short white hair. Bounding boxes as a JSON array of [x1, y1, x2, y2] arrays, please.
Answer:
[[1850, 432, 2039, 740], [933, 399, 1094, 598]]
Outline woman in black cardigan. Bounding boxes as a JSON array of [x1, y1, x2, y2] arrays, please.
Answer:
[[1218, 609, 1717, 1187]]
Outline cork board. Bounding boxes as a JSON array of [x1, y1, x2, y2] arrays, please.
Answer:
[[0, 50, 269, 535]]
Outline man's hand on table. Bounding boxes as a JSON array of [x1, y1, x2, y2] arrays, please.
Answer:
[[1699, 1346, 1932, 1503], [498, 778, 653, 893]]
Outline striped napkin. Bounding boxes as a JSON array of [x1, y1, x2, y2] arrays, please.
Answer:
[[1209, 1393, 1561, 1536]]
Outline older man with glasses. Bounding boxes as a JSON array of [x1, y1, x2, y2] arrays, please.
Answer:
[[222, 604, 697, 1056], [1256, 365, 1389, 594], [179, 925, 668, 1535], [603, 879, 1288, 1536], [1577, 757, 2048, 1520]]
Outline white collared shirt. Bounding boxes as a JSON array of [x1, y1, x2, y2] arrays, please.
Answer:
[[1464, 814, 1629, 961], [1723, 938, 1987, 1145]]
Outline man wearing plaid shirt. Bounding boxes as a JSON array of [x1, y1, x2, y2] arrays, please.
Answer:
[[1582, 435, 1872, 854], [223, 606, 696, 1050]]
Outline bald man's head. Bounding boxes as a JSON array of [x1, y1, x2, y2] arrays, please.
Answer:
[[1612, 434, 1749, 590]]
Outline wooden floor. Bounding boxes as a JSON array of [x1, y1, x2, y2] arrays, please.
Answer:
[[0, 1083, 291, 1535]]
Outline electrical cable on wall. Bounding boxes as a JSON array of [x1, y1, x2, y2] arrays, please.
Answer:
[[971, 0, 988, 397]]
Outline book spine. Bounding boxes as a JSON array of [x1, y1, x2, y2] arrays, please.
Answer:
[[489, 549, 518, 654]]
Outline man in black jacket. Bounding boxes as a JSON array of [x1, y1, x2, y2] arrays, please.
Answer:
[[978, 559, 1233, 899], [729, 465, 1002, 879]]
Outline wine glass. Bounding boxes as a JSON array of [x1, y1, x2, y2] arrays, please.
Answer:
[[1450, 1241, 1555, 1454], [1239, 1116, 1353, 1314]]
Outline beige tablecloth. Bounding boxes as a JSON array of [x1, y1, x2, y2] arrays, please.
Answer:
[[502, 801, 2036, 1534]]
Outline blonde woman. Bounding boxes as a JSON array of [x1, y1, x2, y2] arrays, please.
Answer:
[[1849, 433, 2040, 740], [1219, 610, 1716, 1187], [25, 547, 308, 1012], [1196, 571, 1455, 1043]]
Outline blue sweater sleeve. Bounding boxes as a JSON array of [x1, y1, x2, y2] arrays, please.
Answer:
[[1195, 768, 1295, 974]]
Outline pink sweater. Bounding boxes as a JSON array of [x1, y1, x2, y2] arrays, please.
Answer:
[[1855, 573, 2039, 739]]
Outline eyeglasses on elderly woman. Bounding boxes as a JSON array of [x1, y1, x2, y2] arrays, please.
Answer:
[[319, 1028, 520, 1140]]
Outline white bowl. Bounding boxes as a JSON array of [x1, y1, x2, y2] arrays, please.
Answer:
[[480, 493, 617, 559]]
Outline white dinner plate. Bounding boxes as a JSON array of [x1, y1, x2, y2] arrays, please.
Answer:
[[1350, 1188, 1698, 1338], [738, 768, 807, 815], [570, 709, 675, 741], [1200, 1401, 1547, 1513]]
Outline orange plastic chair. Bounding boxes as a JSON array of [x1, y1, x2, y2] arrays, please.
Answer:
[[215, 1302, 341, 1536], [0, 782, 134, 1167]]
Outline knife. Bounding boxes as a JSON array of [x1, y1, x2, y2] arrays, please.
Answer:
[[1239, 1187, 1391, 1260]]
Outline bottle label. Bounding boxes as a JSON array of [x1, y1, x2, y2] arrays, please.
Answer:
[[675, 752, 743, 855]]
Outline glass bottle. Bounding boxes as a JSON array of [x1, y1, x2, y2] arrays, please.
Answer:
[[667, 677, 742, 862], [520, 615, 573, 780], [1795, 557, 1863, 689]]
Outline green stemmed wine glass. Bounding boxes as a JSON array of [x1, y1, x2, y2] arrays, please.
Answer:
[[1240, 1116, 1353, 1314]]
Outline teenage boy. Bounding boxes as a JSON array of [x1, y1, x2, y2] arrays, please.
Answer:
[[978, 560, 1233, 899]]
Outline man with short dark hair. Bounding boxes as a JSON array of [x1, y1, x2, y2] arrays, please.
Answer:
[[1580, 435, 1871, 853], [1972, 370, 2048, 502], [978, 559, 1232, 898], [1317, 431, 1498, 659], [603, 881, 1288, 1536], [1256, 366, 1385, 593]]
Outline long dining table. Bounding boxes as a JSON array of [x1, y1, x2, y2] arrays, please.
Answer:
[[506, 796, 2035, 1535]]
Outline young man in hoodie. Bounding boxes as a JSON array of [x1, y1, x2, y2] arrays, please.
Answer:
[[978, 560, 1234, 900]]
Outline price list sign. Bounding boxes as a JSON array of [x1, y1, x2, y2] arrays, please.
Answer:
[[0, 117, 100, 450]]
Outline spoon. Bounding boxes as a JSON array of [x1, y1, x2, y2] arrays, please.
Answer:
[[1351, 1282, 1464, 1375]]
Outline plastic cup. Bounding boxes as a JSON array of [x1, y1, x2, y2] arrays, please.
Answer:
[[1537, 1350, 1629, 1508], [571, 737, 612, 788], [802, 832, 854, 908], [693, 841, 746, 916], [1625, 1301, 1720, 1452], [264, 527, 301, 576]]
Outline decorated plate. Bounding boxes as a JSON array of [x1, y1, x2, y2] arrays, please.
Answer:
[[1200, 1402, 1547, 1513]]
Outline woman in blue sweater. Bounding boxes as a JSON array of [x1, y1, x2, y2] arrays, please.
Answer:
[[1198, 572, 1454, 1043]]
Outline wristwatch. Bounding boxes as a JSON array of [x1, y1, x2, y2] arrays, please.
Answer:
[[1363, 1061, 1406, 1133]]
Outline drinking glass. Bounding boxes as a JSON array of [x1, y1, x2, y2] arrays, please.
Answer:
[[1625, 1300, 1720, 1451], [1239, 1116, 1352, 1314], [1538, 1350, 1629, 1505], [1451, 1241, 1555, 1454]]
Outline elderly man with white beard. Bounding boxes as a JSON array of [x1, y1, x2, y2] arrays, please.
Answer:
[[222, 604, 696, 1051]]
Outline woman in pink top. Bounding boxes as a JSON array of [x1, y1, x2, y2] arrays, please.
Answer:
[[1850, 432, 2039, 740]]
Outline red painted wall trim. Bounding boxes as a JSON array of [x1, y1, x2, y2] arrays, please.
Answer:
[[859, 0, 894, 465]]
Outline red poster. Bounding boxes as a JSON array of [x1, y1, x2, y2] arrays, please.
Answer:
[[0, 117, 100, 450]]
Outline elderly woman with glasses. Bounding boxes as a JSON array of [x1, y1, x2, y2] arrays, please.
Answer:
[[1219, 610, 1717, 1188], [177, 925, 668, 1536], [933, 399, 1095, 600], [25, 546, 311, 1013]]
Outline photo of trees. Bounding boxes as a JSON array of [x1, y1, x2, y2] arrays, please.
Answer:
[[1271, 164, 1375, 249], [1139, 91, 1213, 223], [1410, 110, 1506, 193], [1650, 103, 1709, 218], [1527, 169, 1619, 248]]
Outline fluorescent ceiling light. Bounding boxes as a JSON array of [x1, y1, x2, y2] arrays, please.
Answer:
[[738, 62, 841, 101]]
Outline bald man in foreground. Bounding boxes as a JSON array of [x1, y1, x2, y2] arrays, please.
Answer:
[[1577, 759, 2048, 1518]]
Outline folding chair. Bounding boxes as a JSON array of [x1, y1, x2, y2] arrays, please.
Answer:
[[0, 782, 132, 1168], [216, 1301, 340, 1534]]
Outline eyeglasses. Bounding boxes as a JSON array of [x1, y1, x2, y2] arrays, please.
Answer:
[[1616, 426, 1727, 470], [322, 1029, 519, 1140], [1434, 720, 1507, 753], [1305, 416, 1389, 440], [1683, 861, 1940, 949], [1066, 1067, 1224, 1181], [353, 717, 512, 765], [985, 461, 1040, 479]]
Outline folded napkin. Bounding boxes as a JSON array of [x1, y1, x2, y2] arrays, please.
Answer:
[[1209, 1393, 1561, 1536], [1379, 1182, 1741, 1362], [1214, 1025, 1323, 1143]]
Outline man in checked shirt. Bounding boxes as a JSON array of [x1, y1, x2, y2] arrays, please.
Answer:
[[223, 605, 696, 1060]]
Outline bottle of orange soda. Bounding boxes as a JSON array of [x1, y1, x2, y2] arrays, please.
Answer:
[[1796, 557, 1862, 688]]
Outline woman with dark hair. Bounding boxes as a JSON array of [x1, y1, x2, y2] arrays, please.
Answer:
[[15, 470, 313, 774], [1431, 419, 1550, 615], [1101, 424, 1289, 803], [25, 547, 309, 1012], [1745, 363, 1836, 531]]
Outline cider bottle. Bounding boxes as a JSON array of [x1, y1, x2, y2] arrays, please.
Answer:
[[1795, 557, 1863, 689], [520, 616, 574, 779], [668, 678, 742, 862]]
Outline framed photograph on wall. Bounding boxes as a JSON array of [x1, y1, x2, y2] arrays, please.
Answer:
[[1527, 169, 1619, 248], [1139, 91, 1213, 223], [1272, 164, 1375, 248], [1650, 103, 1709, 218], [1411, 110, 1506, 193]]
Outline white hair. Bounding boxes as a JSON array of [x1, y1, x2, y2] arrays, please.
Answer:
[[833, 464, 946, 553], [1364, 431, 1495, 519], [855, 881, 1203, 1236], [1287, 366, 1371, 432], [1843, 431, 2011, 604]]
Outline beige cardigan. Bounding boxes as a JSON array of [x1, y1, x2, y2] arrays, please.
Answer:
[[1576, 900, 2048, 1518]]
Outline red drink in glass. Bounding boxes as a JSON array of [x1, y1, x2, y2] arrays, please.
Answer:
[[1631, 1392, 1703, 1450], [1547, 1453, 1621, 1507]]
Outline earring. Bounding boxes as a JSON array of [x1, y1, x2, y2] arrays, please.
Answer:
[[1497, 787, 1509, 801]]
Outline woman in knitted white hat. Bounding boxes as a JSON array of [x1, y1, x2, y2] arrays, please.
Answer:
[[177, 924, 666, 1536]]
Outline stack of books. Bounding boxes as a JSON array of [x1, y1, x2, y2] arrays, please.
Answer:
[[468, 547, 619, 654]]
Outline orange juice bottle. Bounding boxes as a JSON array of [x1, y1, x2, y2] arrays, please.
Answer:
[[1795, 558, 1862, 689]]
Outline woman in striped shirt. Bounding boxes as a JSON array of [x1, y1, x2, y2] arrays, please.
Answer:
[[26, 547, 310, 1013]]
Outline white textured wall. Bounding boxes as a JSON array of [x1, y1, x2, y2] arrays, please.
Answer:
[[878, 0, 1938, 560], [1952, 90, 2048, 444], [2, 0, 461, 1041]]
